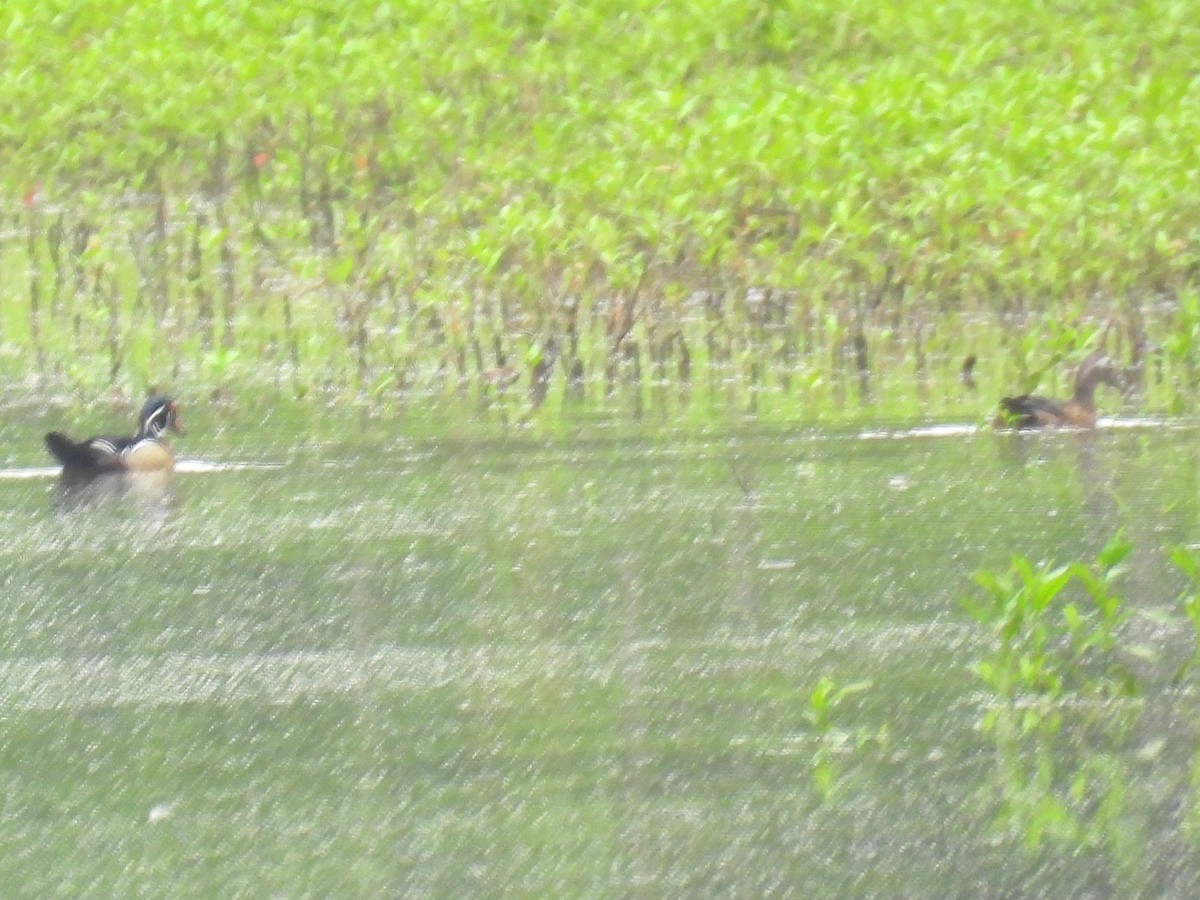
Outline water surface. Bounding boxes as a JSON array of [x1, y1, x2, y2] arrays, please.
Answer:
[[1, 415, 1199, 895]]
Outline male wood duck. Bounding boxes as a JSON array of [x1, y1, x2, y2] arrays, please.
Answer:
[[45, 394, 185, 474], [994, 354, 1122, 428]]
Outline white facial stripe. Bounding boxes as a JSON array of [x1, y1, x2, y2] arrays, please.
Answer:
[[145, 404, 168, 435]]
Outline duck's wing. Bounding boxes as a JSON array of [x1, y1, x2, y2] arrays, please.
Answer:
[[997, 394, 1068, 428], [44, 432, 133, 470]]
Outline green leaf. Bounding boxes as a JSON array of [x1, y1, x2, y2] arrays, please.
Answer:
[[1096, 532, 1132, 570]]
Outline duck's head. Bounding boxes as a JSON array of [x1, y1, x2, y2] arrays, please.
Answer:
[[139, 394, 185, 439], [1075, 353, 1123, 394]]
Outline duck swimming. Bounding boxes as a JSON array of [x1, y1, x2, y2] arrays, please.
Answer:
[[995, 354, 1122, 429], [44, 393, 185, 474]]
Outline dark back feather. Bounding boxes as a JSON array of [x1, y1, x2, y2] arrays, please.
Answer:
[[44, 432, 127, 471], [997, 394, 1069, 428]]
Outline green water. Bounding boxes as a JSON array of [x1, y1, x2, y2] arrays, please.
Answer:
[[2, 411, 1200, 896]]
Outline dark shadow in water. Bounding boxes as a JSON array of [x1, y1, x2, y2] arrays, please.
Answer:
[[994, 430, 1114, 491], [51, 468, 180, 525], [992, 429, 1121, 548], [1071, 431, 1120, 515]]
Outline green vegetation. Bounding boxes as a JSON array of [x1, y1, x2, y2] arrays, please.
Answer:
[[1168, 544, 1200, 680], [962, 536, 1143, 856], [802, 675, 883, 798], [2, 0, 1199, 419], [963, 534, 1137, 722], [959, 534, 1200, 862], [985, 694, 1140, 859]]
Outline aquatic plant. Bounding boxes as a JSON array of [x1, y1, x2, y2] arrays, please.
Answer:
[[802, 675, 883, 798], [1160, 290, 1200, 413], [966, 536, 1149, 865], [962, 533, 1136, 727], [2, 1, 1200, 419], [1064, 535, 1134, 675], [1168, 544, 1200, 681], [986, 696, 1140, 864]]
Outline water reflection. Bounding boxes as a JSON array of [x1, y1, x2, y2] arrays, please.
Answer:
[[50, 468, 179, 522], [985, 699, 1146, 891], [991, 430, 1127, 553]]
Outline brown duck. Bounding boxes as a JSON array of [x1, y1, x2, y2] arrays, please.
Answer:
[[995, 354, 1122, 428]]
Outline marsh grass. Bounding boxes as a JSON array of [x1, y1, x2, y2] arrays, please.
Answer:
[[2, 1, 1199, 420]]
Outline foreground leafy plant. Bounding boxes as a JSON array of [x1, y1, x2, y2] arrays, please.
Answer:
[[803, 675, 885, 798], [987, 699, 1139, 858], [962, 557, 1073, 703], [1065, 535, 1135, 686], [965, 536, 1147, 860], [962, 533, 1137, 731], [1168, 544, 1200, 681]]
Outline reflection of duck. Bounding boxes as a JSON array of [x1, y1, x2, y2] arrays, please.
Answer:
[[960, 355, 978, 391], [44, 394, 185, 475], [995, 354, 1122, 429]]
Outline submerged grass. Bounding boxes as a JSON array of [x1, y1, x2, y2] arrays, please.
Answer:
[[1, 1, 1199, 420]]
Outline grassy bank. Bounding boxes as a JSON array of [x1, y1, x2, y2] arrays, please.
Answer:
[[1, 0, 1198, 420]]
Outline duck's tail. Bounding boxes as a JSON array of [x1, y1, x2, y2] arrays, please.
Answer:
[[44, 432, 100, 469]]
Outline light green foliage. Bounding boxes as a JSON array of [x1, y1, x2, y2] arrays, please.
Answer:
[[1168, 543, 1200, 680], [963, 533, 1136, 717], [803, 675, 884, 798], [965, 535, 1144, 856], [1, 1, 1198, 414]]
